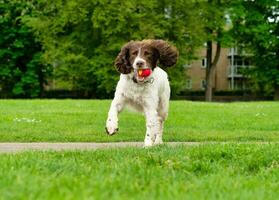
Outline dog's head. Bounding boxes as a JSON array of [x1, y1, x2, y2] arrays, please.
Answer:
[[114, 40, 178, 83]]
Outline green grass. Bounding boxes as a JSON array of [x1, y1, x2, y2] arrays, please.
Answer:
[[0, 100, 279, 142], [0, 144, 278, 200], [1, 100, 278, 199]]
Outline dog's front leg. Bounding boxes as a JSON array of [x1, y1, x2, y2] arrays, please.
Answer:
[[106, 96, 125, 135], [144, 109, 160, 147]]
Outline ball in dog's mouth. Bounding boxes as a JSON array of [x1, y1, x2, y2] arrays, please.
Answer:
[[136, 69, 152, 82]]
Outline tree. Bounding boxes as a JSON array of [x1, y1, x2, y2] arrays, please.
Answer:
[[232, 0, 279, 100], [0, 0, 49, 98], [24, 0, 204, 98], [196, 0, 235, 102]]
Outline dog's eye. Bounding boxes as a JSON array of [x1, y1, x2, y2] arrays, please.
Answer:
[[144, 51, 151, 56], [131, 51, 138, 56]]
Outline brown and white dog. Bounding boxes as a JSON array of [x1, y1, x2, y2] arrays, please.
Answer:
[[106, 40, 178, 147]]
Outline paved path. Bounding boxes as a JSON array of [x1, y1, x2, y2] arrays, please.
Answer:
[[0, 142, 279, 153], [0, 142, 194, 153], [0, 142, 277, 153]]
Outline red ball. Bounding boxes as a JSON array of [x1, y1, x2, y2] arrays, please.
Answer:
[[138, 69, 151, 77]]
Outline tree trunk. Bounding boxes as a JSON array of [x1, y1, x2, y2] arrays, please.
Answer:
[[205, 41, 213, 101], [205, 41, 221, 102], [205, 71, 213, 101], [205, 0, 221, 102]]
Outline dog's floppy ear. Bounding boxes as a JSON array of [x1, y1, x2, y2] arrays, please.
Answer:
[[151, 40, 178, 68], [114, 41, 134, 74]]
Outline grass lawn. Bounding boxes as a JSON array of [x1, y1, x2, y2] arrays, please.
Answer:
[[0, 100, 278, 142], [0, 144, 278, 200], [1, 100, 279, 199]]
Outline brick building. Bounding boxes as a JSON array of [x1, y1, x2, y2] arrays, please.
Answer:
[[185, 45, 252, 92]]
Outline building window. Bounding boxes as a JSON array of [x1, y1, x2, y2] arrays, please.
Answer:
[[201, 80, 206, 90], [234, 58, 243, 66], [186, 79, 192, 89], [230, 57, 251, 76], [230, 79, 246, 90], [201, 58, 207, 68]]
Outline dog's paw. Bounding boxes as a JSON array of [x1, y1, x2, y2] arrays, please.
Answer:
[[105, 126, 118, 135], [105, 119, 118, 135]]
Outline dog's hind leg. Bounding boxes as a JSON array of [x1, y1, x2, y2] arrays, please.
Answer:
[[154, 91, 170, 145]]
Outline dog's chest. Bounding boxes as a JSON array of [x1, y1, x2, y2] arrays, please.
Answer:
[[122, 82, 153, 104]]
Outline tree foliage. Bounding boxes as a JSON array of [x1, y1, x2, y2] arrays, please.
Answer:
[[231, 0, 279, 99], [0, 0, 49, 98], [2, 0, 278, 100], [24, 0, 204, 97]]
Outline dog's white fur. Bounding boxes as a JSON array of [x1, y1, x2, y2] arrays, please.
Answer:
[[106, 67, 170, 147]]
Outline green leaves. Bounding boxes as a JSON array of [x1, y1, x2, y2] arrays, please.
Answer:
[[22, 0, 203, 97], [231, 0, 279, 98], [0, 0, 49, 98], [2, 0, 277, 99]]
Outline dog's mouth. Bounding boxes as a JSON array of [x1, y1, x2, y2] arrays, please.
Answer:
[[133, 68, 152, 83]]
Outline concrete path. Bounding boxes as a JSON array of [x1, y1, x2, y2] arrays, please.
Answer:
[[0, 142, 277, 153], [0, 142, 194, 153]]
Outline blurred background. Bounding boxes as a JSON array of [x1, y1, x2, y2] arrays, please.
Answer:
[[0, 0, 278, 101]]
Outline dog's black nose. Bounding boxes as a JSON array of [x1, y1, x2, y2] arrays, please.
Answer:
[[136, 61, 144, 67]]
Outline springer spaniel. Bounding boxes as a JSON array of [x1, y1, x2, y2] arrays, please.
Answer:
[[106, 40, 178, 147]]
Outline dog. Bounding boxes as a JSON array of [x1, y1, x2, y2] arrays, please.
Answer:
[[105, 39, 178, 147]]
